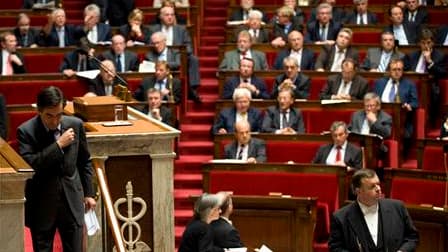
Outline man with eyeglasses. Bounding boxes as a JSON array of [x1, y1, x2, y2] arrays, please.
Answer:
[[145, 31, 181, 71]]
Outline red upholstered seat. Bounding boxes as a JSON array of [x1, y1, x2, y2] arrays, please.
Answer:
[[352, 31, 381, 44], [302, 109, 354, 133], [266, 141, 322, 163], [309, 77, 326, 100], [24, 54, 64, 73], [422, 145, 447, 172], [390, 177, 446, 207], [207, 170, 340, 241]]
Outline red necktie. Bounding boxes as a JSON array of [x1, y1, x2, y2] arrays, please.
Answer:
[[335, 146, 342, 162]]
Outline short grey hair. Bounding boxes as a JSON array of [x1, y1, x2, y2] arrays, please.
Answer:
[[151, 31, 167, 41], [233, 87, 252, 101], [84, 3, 100, 17], [330, 121, 348, 133], [248, 9, 263, 20], [317, 3, 332, 16], [193, 193, 220, 221], [353, 0, 368, 4]]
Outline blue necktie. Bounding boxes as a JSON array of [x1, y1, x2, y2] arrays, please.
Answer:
[[116, 55, 122, 72], [389, 81, 397, 102]]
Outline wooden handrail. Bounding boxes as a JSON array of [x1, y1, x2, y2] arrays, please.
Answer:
[[92, 158, 126, 252]]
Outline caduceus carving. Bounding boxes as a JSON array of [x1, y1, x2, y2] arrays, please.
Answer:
[[113, 181, 151, 252]]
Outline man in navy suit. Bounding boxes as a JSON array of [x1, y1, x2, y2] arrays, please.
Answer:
[[80, 4, 112, 44], [40, 8, 80, 47], [270, 5, 304, 48], [271, 56, 311, 99], [262, 87, 305, 134], [344, 0, 378, 25], [100, 34, 139, 72], [231, 10, 270, 44], [273, 30, 314, 70], [211, 192, 244, 249], [145, 32, 181, 73], [312, 121, 363, 170], [384, 6, 419, 45], [304, 3, 342, 44], [315, 28, 359, 72], [403, 0, 429, 26], [405, 29, 447, 125], [13, 13, 40, 48], [329, 169, 418, 251], [222, 57, 269, 99], [373, 59, 418, 152], [224, 120, 266, 163], [141, 88, 175, 127], [18, 86, 96, 252], [212, 88, 263, 135]]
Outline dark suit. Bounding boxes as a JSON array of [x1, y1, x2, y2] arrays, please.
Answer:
[[271, 20, 304, 43], [13, 27, 41, 47], [59, 50, 98, 72], [78, 23, 112, 43], [435, 25, 448, 45], [271, 72, 311, 99], [309, 7, 346, 24], [142, 105, 175, 127], [100, 50, 139, 72], [273, 48, 315, 70], [0, 52, 26, 75], [87, 75, 127, 96], [106, 0, 135, 26], [222, 75, 269, 99], [133, 76, 182, 104], [232, 26, 270, 44], [178, 219, 223, 252], [0, 94, 6, 139], [384, 23, 420, 45], [145, 47, 181, 71], [304, 20, 342, 43], [261, 106, 305, 133], [329, 199, 419, 252], [403, 7, 429, 26], [405, 49, 447, 79], [229, 8, 269, 24], [219, 49, 268, 71], [344, 10, 378, 25], [119, 24, 152, 45], [212, 107, 263, 134], [349, 110, 393, 139], [315, 45, 359, 71], [210, 217, 244, 249], [312, 142, 363, 169], [40, 24, 80, 47], [224, 138, 267, 163], [361, 48, 405, 71], [319, 74, 368, 100], [17, 115, 94, 250]]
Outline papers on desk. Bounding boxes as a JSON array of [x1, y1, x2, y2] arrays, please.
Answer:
[[227, 20, 247, 26], [321, 99, 351, 105], [209, 159, 247, 164], [84, 209, 100, 236], [226, 248, 247, 252], [76, 69, 100, 80], [254, 245, 273, 252], [139, 60, 156, 73]]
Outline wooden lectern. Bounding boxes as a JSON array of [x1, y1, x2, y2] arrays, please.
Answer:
[[67, 97, 180, 252], [0, 137, 33, 252]]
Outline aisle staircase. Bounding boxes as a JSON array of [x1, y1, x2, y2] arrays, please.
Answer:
[[173, 0, 228, 244]]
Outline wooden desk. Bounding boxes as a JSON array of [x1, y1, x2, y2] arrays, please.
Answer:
[[231, 195, 317, 252]]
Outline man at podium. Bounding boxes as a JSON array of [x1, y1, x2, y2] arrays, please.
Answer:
[[17, 86, 96, 252]]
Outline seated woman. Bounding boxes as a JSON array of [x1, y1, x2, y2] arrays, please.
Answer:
[[119, 8, 152, 47], [178, 193, 223, 252]]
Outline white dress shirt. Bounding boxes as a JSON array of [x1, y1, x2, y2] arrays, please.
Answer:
[[87, 25, 98, 44], [337, 80, 352, 96], [393, 25, 409, 45], [380, 78, 399, 103], [325, 141, 347, 164], [236, 143, 249, 160], [330, 46, 346, 72], [358, 201, 379, 245], [162, 25, 174, 46], [290, 49, 302, 68]]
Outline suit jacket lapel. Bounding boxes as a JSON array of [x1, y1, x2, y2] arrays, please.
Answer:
[[347, 202, 377, 250]]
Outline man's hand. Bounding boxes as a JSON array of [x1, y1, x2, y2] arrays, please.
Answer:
[[247, 157, 257, 163], [366, 111, 377, 123], [402, 103, 412, 111], [84, 197, 96, 211], [84, 15, 96, 30], [218, 128, 227, 134], [239, 82, 256, 93], [57, 128, 75, 148], [63, 69, 76, 77]]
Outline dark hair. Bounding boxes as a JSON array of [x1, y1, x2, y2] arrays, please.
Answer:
[[388, 5, 403, 16], [37, 86, 65, 111], [341, 57, 357, 70], [351, 169, 377, 193], [418, 28, 434, 42]]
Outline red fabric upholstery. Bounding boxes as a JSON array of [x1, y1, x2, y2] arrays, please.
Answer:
[[207, 170, 340, 241], [415, 108, 426, 139], [384, 140, 399, 168], [309, 77, 326, 100], [352, 31, 381, 44], [390, 177, 446, 207], [266, 141, 322, 163], [422, 146, 447, 172], [439, 79, 448, 105], [24, 54, 64, 73], [7, 111, 37, 141], [303, 109, 354, 133], [0, 16, 48, 27]]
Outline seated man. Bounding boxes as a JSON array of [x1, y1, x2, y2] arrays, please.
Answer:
[[344, 0, 378, 25], [100, 34, 139, 72], [141, 88, 175, 127], [315, 28, 359, 72], [312, 121, 363, 170], [271, 56, 311, 99], [13, 13, 40, 48], [40, 8, 80, 47], [212, 88, 263, 134], [211, 192, 244, 249], [261, 86, 305, 134], [270, 6, 304, 48], [80, 4, 112, 44], [0, 32, 26, 75], [403, 0, 428, 27], [273, 30, 315, 71], [231, 10, 270, 44], [384, 6, 420, 45], [224, 120, 266, 163], [145, 32, 181, 73], [349, 92, 392, 139], [308, 0, 346, 24], [361, 31, 405, 72], [435, 25, 448, 46], [304, 3, 343, 44], [319, 58, 368, 100], [133, 61, 181, 104], [219, 30, 268, 71], [59, 45, 97, 78], [222, 57, 269, 99], [85, 59, 127, 96], [228, 0, 268, 23]]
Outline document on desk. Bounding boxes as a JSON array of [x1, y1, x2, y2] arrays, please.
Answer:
[[254, 245, 273, 252], [321, 99, 351, 105], [227, 248, 247, 252], [139, 60, 156, 73], [76, 69, 100, 80], [84, 209, 100, 236], [209, 159, 247, 164]]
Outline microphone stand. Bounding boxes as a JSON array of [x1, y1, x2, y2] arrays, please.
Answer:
[[444, 152, 448, 210]]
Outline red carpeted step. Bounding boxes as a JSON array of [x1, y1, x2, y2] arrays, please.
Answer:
[[202, 17, 227, 26], [198, 45, 219, 57], [178, 141, 214, 155], [202, 26, 226, 37], [197, 81, 219, 95], [199, 56, 219, 68], [175, 155, 212, 174], [174, 188, 203, 208], [174, 209, 194, 226], [200, 67, 220, 79], [174, 173, 203, 189], [201, 36, 226, 46], [186, 96, 218, 112], [180, 124, 213, 141], [181, 111, 215, 124]]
